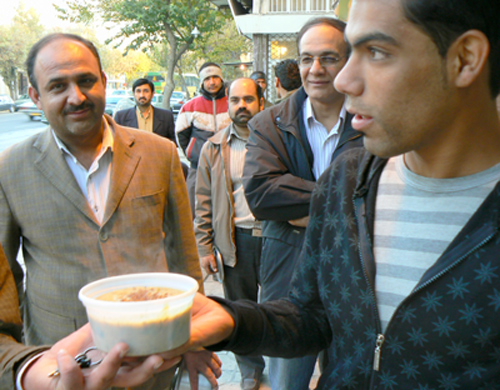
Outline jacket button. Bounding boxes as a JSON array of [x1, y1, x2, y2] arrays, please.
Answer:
[[276, 116, 281, 122], [99, 231, 108, 241]]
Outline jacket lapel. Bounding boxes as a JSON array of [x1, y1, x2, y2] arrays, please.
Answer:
[[33, 129, 98, 224], [152, 107, 163, 134], [126, 108, 139, 128], [102, 122, 140, 225]]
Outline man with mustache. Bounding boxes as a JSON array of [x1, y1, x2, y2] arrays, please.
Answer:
[[0, 33, 220, 390], [242, 17, 363, 389], [114, 78, 176, 144], [194, 78, 265, 390]]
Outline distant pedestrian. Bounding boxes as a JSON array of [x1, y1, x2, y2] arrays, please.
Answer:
[[114, 78, 176, 144], [176, 62, 231, 217], [250, 70, 273, 108], [274, 59, 301, 104]]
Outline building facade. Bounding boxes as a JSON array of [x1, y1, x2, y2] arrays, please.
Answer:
[[209, 0, 351, 102]]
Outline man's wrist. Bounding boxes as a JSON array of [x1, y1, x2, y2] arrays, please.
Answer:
[[16, 351, 47, 390]]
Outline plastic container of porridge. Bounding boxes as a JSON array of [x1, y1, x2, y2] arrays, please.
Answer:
[[79, 272, 198, 356]]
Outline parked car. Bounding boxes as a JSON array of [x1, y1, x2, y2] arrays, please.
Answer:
[[14, 94, 31, 111], [170, 91, 187, 116], [151, 94, 164, 107], [108, 90, 130, 97], [112, 97, 135, 117], [105, 96, 124, 116], [18, 101, 43, 121], [0, 95, 15, 113]]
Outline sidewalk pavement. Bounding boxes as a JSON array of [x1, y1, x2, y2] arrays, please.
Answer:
[[202, 276, 320, 390]]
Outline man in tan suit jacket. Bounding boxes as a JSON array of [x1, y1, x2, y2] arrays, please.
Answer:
[[0, 33, 220, 390]]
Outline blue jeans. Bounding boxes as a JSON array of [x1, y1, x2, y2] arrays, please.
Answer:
[[223, 229, 266, 380], [269, 355, 317, 390]]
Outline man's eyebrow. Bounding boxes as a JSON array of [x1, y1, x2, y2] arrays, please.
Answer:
[[46, 76, 66, 85], [348, 33, 399, 49], [46, 72, 96, 85], [300, 50, 342, 57]]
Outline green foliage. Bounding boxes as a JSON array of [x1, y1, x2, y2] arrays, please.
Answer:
[[100, 48, 154, 84], [56, 0, 230, 107], [0, 4, 45, 98], [194, 16, 252, 80]]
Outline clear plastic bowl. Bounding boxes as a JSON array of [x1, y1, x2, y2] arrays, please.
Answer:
[[79, 272, 198, 356]]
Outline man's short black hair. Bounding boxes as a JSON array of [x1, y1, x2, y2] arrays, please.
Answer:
[[250, 71, 266, 81], [227, 78, 263, 101], [402, 0, 500, 97], [199, 62, 221, 73], [132, 78, 155, 93], [26, 33, 103, 93], [274, 59, 302, 92], [296, 17, 348, 55]]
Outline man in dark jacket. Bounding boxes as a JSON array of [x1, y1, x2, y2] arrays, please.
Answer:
[[114, 78, 176, 144], [176, 62, 231, 217], [242, 17, 362, 390], [163, 0, 500, 388]]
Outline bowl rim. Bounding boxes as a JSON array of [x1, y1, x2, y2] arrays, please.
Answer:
[[78, 272, 198, 308]]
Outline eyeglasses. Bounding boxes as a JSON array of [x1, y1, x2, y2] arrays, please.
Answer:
[[297, 55, 344, 68]]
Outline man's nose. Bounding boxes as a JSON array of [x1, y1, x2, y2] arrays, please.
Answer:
[[310, 57, 326, 74], [68, 84, 85, 105], [334, 57, 361, 97]]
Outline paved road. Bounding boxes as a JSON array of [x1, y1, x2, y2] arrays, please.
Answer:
[[0, 111, 45, 153]]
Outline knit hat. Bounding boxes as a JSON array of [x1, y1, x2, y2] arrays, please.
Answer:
[[199, 65, 223, 86]]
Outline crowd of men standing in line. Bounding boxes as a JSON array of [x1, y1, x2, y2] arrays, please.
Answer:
[[3, 0, 500, 388], [0, 19, 331, 390]]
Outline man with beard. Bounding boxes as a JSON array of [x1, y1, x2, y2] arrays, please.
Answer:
[[194, 78, 265, 390], [176, 62, 231, 217], [114, 78, 176, 144]]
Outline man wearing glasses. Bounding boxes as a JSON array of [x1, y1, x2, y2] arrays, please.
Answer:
[[242, 17, 363, 390]]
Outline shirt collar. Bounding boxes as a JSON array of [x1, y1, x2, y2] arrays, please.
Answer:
[[51, 116, 115, 159], [227, 123, 248, 142], [136, 105, 152, 119], [304, 97, 347, 133]]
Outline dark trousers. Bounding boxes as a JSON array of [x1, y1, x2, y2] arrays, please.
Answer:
[[186, 167, 197, 219], [260, 236, 317, 390], [223, 228, 265, 380]]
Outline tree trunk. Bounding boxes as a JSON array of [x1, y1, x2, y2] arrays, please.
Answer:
[[162, 23, 195, 110]]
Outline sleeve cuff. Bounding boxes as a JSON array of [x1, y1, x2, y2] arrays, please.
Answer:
[[16, 352, 47, 390]]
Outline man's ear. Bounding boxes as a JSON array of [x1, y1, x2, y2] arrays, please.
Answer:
[[259, 97, 265, 111], [101, 71, 107, 87], [275, 78, 280, 88], [28, 86, 43, 110], [447, 29, 490, 89]]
